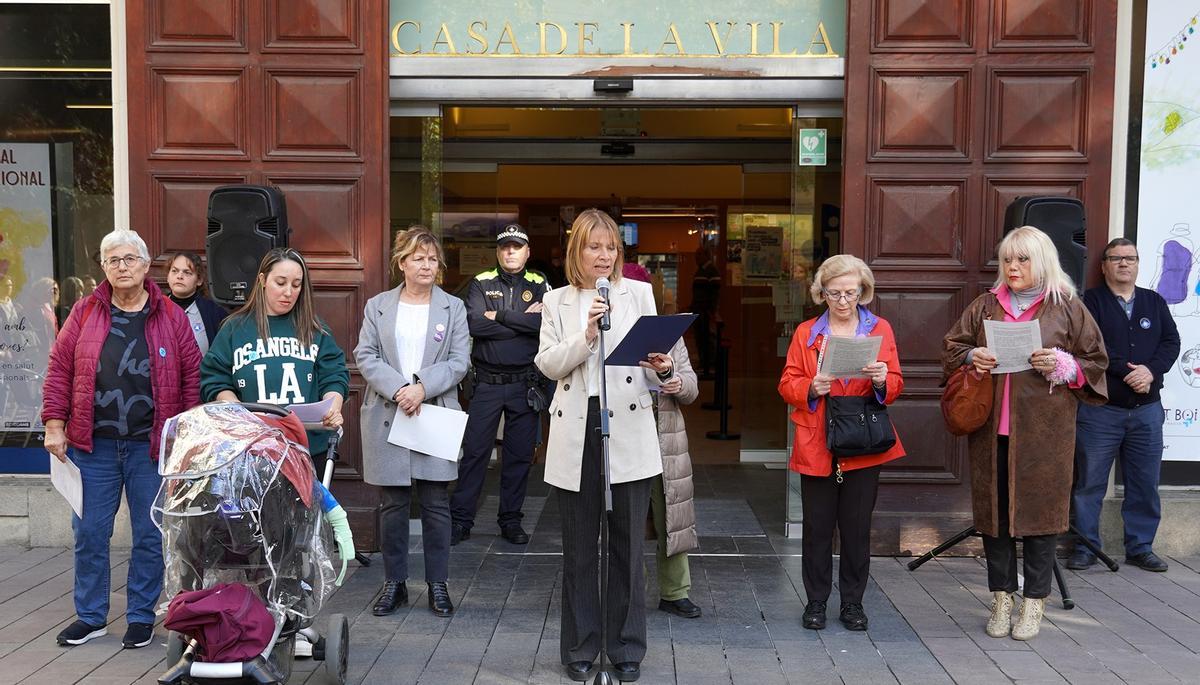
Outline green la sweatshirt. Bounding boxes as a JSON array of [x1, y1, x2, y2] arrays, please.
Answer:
[[200, 313, 350, 455]]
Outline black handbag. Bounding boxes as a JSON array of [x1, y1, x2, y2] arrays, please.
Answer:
[[825, 395, 896, 458]]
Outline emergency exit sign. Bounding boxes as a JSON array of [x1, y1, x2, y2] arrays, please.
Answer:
[[798, 128, 826, 166]]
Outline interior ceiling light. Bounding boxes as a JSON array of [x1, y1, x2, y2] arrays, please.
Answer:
[[622, 206, 719, 219], [0, 66, 112, 73]]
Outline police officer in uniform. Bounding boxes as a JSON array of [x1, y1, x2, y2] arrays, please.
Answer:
[[451, 224, 551, 545]]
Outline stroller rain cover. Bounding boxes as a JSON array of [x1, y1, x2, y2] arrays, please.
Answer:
[[153, 403, 337, 627]]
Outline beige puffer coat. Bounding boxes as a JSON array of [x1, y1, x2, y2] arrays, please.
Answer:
[[658, 339, 700, 557]]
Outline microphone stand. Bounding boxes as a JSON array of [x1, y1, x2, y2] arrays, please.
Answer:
[[593, 322, 615, 685]]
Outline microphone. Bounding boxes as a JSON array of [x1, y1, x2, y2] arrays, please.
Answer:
[[596, 276, 611, 331]]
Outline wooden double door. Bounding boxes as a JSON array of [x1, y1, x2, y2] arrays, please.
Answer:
[[842, 0, 1117, 553], [125, 0, 389, 549]]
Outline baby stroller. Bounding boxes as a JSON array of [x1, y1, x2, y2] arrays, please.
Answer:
[[153, 402, 355, 685]]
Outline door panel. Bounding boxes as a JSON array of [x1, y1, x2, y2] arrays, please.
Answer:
[[128, 0, 388, 550], [843, 0, 1116, 553]]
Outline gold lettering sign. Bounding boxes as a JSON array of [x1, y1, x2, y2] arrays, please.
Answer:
[[389, 19, 840, 58], [494, 21, 521, 54], [467, 21, 489, 54], [537, 21, 568, 55], [706, 21, 735, 56]]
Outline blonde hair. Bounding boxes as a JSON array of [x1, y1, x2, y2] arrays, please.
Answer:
[[810, 254, 876, 305], [993, 226, 1075, 304], [565, 209, 624, 288], [392, 225, 445, 285]]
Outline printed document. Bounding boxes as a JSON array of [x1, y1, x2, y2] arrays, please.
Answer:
[[287, 397, 334, 423], [983, 320, 1043, 374], [387, 403, 469, 462], [50, 455, 83, 518], [817, 335, 882, 379]]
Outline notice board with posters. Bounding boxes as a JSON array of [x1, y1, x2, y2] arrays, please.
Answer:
[[0, 143, 55, 434]]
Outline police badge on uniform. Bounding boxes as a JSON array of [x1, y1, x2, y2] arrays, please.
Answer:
[[522, 290, 533, 302]]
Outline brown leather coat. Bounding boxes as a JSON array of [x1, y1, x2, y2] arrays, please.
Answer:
[[942, 291, 1108, 537]]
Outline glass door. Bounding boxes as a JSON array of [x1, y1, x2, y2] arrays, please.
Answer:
[[782, 113, 842, 534], [390, 105, 443, 287]]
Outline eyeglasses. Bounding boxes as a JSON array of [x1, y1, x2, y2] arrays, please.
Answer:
[[823, 289, 861, 303], [102, 255, 144, 270], [1104, 255, 1139, 264]]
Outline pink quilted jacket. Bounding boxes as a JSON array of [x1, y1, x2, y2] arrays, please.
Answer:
[[41, 279, 202, 456]]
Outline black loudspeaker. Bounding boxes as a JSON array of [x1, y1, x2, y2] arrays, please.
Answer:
[[206, 185, 290, 306], [1004, 196, 1087, 289]]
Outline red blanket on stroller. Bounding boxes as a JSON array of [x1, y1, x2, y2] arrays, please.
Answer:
[[165, 583, 276, 662]]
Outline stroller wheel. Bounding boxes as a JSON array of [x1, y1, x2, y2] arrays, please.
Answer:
[[165, 630, 187, 666], [324, 614, 349, 685]]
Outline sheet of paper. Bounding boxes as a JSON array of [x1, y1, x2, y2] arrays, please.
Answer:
[[983, 320, 1043, 374], [50, 455, 83, 519], [386, 403, 469, 462], [817, 335, 882, 379], [287, 397, 334, 423]]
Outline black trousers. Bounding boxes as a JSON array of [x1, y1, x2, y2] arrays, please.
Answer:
[[982, 436, 1056, 599], [556, 397, 651, 665], [800, 464, 881, 605], [450, 379, 538, 529], [379, 480, 451, 584]]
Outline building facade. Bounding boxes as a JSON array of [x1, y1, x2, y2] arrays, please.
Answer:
[[2, 0, 1141, 553]]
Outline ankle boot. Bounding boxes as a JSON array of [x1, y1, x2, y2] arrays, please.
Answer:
[[372, 580, 408, 616], [985, 591, 1014, 638], [428, 581, 454, 617], [1011, 596, 1044, 640]]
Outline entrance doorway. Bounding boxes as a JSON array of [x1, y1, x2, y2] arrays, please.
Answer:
[[390, 105, 842, 533]]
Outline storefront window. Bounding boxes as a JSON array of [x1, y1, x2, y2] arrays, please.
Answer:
[[0, 3, 113, 459]]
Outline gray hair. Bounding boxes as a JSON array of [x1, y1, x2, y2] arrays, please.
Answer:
[[99, 229, 151, 262]]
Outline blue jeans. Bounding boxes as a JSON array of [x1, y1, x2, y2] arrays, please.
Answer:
[[1072, 402, 1165, 557], [69, 438, 164, 626]]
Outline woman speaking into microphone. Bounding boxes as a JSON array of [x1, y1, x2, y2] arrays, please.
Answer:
[[536, 209, 671, 683]]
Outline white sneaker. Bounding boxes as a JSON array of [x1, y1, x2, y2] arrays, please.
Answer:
[[1011, 597, 1044, 641], [986, 591, 1014, 638], [293, 632, 313, 658]]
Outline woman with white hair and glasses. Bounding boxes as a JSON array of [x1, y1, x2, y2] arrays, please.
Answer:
[[42, 229, 202, 649], [942, 226, 1107, 641], [778, 254, 905, 633]]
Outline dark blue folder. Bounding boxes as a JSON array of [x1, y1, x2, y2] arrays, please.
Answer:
[[605, 314, 698, 367]]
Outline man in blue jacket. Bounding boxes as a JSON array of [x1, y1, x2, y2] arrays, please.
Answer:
[[1070, 238, 1181, 571], [450, 224, 550, 546]]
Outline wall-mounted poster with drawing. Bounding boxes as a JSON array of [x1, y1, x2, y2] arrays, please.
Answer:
[[0, 143, 54, 432], [1138, 3, 1200, 460]]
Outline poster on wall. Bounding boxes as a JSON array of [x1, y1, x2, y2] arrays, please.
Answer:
[[744, 225, 783, 280], [0, 143, 54, 432], [1137, 5, 1200, 460], [459, 242, 497, 274]]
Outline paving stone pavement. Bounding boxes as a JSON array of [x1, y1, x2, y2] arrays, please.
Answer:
[[3, 465, 1200, 683]]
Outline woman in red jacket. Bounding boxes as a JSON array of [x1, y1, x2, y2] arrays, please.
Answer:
[[41, 230, 202, 650], [778, 254, 904, 632]]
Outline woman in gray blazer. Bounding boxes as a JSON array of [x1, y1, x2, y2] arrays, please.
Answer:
[[355, 226, 469, 618]]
